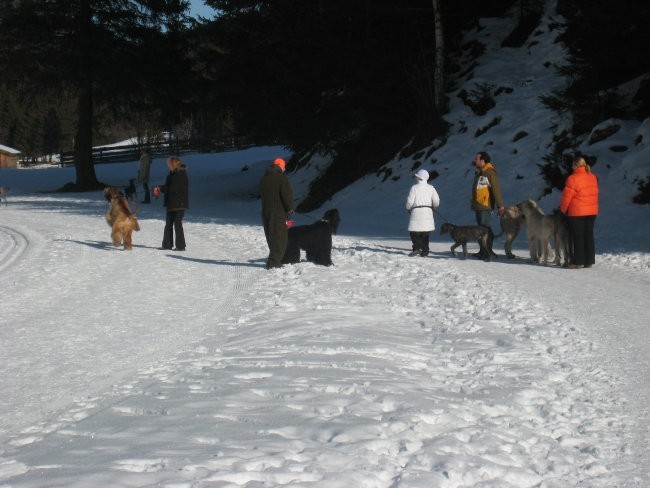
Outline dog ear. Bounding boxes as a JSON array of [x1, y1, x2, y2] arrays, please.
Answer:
[[323, 209, 340, 235], [331, 211, 340, 235]]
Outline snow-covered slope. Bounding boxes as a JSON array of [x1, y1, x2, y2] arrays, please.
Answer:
[[292, 0, 649, 253]]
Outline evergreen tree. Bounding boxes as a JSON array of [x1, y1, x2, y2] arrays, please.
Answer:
[[556, 0, 650, 126], [0, 0, 191, 190], [42, 108, 62, 158]]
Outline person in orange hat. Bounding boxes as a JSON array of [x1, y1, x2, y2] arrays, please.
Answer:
[[260, 157, 293, 269]]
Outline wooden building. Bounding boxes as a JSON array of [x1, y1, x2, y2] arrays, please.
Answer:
[[0, 144, 21, 168]]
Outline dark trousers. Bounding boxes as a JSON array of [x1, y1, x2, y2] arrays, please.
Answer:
[[263, 215, 288, 267], [475, 209, 492, 228], [568, 215, 596, 266], [475, 210, 496, 256], [141, 182, 150, 203], [162, 210, 186, 250], [410, 231, 430, 254]]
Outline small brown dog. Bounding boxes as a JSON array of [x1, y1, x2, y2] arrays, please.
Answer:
[[0, 186, 8, 206], [103, 187, 140, 250]]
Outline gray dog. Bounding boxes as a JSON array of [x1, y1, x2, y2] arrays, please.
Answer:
[[552, 209, 571, 267], [517, 199, 556, 265], [494, 205, 524, 259], [440, 222, 493, 261]]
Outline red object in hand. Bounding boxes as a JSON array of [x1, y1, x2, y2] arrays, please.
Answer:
[[285, 219, 294, 228], [153, 187, 161, 198]]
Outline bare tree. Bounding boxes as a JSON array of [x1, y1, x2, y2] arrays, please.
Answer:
[[432, 0, 445, 114]]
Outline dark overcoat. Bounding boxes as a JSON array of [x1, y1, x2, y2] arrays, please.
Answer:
[[260, 164, 293, 266], [162, 166, 189, 211]]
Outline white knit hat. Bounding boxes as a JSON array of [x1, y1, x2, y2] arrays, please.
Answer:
[[414, 169, 429, 181]]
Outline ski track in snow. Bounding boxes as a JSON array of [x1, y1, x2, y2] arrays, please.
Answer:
[[0, 225, 30, 275], [0, 212, 259, 441], [1, 202, 648, 487]]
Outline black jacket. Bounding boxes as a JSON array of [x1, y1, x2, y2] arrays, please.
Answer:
[[162, 165, 189, 210]]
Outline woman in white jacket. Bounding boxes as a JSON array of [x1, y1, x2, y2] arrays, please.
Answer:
[[406, 169, 440, 257]]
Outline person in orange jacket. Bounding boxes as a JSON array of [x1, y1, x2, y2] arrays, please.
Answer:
[[560, 155, 599, 269]]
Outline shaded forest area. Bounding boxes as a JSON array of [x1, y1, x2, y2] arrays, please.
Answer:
[[1, 0, 649, 197]]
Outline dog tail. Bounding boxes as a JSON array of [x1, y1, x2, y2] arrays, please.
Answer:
[[130, 201, 140, 231]]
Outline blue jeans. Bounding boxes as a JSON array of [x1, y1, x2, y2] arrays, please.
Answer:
[[475, 210, 492, 229], [475, 210, 495, 257]]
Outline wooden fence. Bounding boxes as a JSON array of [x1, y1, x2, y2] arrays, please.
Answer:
[[58, 136, 252, 167]]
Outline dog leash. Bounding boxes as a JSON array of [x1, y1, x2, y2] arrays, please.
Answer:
[[294, 211, 320, 221], [432, 207, 451, 223], [408, 205, 451, 225]]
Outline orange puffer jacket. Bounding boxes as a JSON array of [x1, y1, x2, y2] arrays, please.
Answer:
[[560, 166, 599, 216]]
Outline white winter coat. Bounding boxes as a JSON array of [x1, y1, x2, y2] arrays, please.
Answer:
[[406, 180, 440, 232]]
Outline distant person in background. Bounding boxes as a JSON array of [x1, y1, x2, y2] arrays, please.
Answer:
[[405, 169, 440, 257], [560, 155, 599, 269], [138, 149, 152, 203], [470, 151, 505, 259], [156, 156, 189, 251], [260, 157, 293, 269]]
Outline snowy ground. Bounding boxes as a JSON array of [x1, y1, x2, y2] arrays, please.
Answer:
[[0, 147, 648, 487], [2, 1, 650, 485]]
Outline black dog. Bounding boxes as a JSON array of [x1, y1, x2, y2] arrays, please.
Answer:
[[282, 209, 340, 266], [124, 179, 138, 201], [440, 222, 493, 261]]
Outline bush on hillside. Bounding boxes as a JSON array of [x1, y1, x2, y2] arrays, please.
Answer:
[[501, 3, 543, 49], [458, 83, 496, 116], [633, 176, 650, 204], [538, 153, 572, 195]]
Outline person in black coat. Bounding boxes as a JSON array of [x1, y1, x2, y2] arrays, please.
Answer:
[[260, 157, 293, 269], [157, 156, 189, 251]]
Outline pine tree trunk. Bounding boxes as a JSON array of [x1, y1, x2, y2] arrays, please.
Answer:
[[432, 0, 445, 114], [73, 80, 100, 189], [71, 0, 100, 190]]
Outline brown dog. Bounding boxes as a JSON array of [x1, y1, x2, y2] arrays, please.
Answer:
[[103, 187, 140, 250], [0, 186, 8, 206]]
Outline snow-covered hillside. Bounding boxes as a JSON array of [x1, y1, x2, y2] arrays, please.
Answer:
[[292, 0, 649, 253]]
